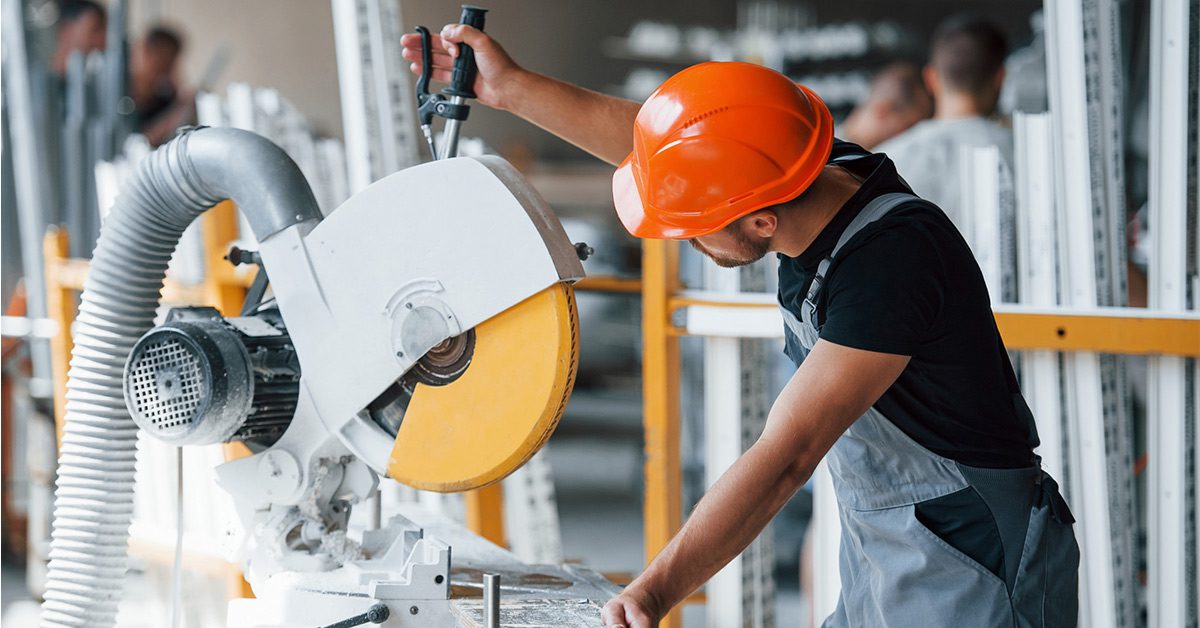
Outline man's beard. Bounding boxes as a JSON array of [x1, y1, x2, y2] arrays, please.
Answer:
[[688, 229, 770, 268]]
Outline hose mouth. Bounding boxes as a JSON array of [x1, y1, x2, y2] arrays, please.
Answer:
[[41, 127, 321, 627]]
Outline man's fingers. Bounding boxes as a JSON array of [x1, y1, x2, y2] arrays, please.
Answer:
[[439, 24, 491, 56], [602, 598, 657, 628], [400, 46, 452, 67], [408, 62, 452, 84], [601, 601, 627, 628], [399, 32, 445, 50]]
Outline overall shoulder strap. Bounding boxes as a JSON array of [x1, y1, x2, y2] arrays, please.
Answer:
[[800, 192, 924, 328]]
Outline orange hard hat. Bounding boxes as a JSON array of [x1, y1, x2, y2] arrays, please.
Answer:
[[613, 62, 834, 239]]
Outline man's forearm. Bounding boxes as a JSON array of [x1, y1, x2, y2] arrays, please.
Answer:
[[501, 70, 640, 166], [629, 436, 814, 614]]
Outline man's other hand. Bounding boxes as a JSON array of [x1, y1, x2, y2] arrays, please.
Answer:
[[399, 24, 521, 111]]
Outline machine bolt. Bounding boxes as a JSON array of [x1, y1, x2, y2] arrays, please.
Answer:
[[366, 603, 390, 623], [574, 241, 594, 261], [409, 605, 419, 615], [225, 246, 262, 267]]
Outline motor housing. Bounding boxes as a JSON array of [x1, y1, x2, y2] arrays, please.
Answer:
[[124, 306, 299, 447]]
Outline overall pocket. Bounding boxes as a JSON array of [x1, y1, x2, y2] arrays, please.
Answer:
[[840, 500, 1013, 627], [913, 487, 1006, 583]]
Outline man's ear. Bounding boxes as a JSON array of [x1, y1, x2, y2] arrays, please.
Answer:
[[922, 65, 939, 97], [746, 209, 778, 238]]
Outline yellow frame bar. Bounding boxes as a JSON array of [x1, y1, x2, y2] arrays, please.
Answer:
[[993, 310, 1199, 356], [464, 483, 507, 546], [44, 229, 74, 448], [641, 240, 683, 628]]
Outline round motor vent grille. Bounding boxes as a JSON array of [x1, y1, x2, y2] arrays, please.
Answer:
[[126, 334, 209, 436]]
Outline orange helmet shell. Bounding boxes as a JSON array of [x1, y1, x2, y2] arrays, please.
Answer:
[[613, 62, 834, 239]]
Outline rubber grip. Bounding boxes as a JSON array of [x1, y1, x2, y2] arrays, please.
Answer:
[[445, 5, 488, 99]]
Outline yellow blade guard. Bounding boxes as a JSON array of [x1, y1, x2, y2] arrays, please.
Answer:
[[386, 284, 579, 492]]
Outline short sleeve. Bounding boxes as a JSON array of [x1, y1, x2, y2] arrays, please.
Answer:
[[817, 222, 945, 356]]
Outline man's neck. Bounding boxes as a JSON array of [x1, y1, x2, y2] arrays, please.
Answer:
[[770, 166, 864, 258], [934, 91, 989, 119]]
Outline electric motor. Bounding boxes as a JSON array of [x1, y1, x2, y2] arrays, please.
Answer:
[[123, 306, 300, 447]]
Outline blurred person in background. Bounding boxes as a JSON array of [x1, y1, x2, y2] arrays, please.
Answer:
[[130, 25, 196, 146], [837, 62, 933, 150], [50, 0, 107, 76], [875, 16, 1011, 225]]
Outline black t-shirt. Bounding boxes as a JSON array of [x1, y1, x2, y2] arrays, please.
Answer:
[[778, 140, 1038, 468]]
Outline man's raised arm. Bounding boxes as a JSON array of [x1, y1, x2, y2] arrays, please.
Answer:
[[400, 25, 640, 166]]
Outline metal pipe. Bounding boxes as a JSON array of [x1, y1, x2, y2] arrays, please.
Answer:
[[2, 0, 55, 397], [40, 127, 321, 627], [483, 573, 500, 628], [440, 95, 467, 159]]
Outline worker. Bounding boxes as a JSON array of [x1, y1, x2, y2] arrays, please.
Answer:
[[50, 0, 107, 76], [874, 16, 1013, 226], [130, 25, 195, 147], [837, 62, 933, 150], [402, 24, 1078, 628]]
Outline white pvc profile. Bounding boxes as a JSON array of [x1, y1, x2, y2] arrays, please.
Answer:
[[1146, 0, 1193, 625], [332, 0, 374, 194], [701, 265, 748, 627], [332, 0, 419, 195], [1014, 112, 1065, 484], [959, 145, 1004, 303], [502, 450, 564, 565], [686, 306, 787, 339], [1044, 0, 1123, 624], [809, 460, 841, 623]]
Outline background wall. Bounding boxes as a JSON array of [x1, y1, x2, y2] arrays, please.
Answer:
[[128, 0, 1040, 163]]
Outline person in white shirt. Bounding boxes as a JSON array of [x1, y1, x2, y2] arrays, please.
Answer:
[[875, 16, 1011, 227], [838, 62, 933, 150]]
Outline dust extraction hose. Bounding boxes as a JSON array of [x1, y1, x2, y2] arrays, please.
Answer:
[[40, 127, 322, 627]]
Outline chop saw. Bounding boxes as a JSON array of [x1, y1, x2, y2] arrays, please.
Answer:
[[40, 6, 617, 628]]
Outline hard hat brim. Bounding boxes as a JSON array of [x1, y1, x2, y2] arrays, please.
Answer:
[[612, 154, 696, 239]]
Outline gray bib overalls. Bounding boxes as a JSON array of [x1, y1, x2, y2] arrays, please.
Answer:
[[780, 192, 1080, 627]]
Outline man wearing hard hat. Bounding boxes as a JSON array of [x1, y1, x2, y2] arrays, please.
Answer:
[[403, 24, 1078, 628]]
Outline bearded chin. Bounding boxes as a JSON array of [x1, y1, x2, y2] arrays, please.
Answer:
[[711, 233, 770, 267], [711, 254, 753, 268]]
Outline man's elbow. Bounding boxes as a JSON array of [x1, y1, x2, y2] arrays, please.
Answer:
[[780, 457, 816, 493]]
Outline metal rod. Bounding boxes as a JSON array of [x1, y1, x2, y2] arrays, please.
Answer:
[[2, 0, 55, 396], [483, 573, 500, 628], [440, 96, 467, 159]]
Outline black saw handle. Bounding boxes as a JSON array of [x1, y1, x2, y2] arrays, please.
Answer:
[[443, 5, 488, 99]]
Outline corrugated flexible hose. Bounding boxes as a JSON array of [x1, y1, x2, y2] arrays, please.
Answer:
[[40, 127, 321, 627]]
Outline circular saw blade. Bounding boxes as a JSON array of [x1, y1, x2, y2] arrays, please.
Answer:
[[386, 284, 579, 492]]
